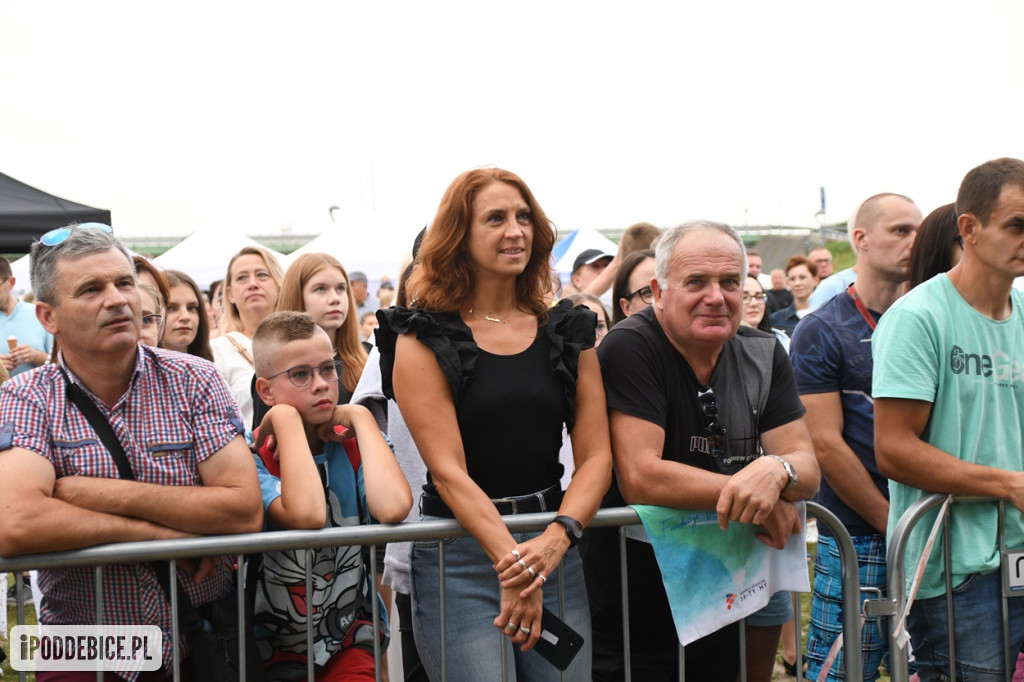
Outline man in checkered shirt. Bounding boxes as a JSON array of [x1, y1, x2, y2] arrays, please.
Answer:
[[0, 225, 263, 681]]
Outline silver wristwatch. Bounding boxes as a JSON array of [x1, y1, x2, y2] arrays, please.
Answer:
[[767, 454, 798, 491]]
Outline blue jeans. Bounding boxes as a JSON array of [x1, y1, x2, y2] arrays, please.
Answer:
[[908, 569, 1024, 682], [410, 525, 592, 681]]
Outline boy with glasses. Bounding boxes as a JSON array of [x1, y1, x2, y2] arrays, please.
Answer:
[[250, 311, 411, 679]]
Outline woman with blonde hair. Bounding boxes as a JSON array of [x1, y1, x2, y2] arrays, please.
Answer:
[[211, 245, 284, 427], [377, 168, 611, 680]]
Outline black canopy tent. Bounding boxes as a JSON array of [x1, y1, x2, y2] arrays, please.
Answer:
[[0, 172, 112, 252]]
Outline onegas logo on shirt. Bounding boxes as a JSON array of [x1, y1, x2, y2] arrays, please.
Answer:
[[950, 345, 1024, 384]]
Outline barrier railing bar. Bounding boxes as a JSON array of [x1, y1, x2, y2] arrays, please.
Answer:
[[739, 616, 747, 682], [1001, 502, 1012, 681], [808, 502, 863, 681], [885, 493, 1006, 682], [943, 511, 956, 682], [885, 493, 945, 681], [369, 544, 382, 682], [169, 559, 181, 682], [619, 524, 632, 682], [93, 565, 103, 682], [792, 591, 804, 681], [2, 504, 861, 679], [300, 547, 312, 682], [558, 556, 567, 682], [439, 536, 447, 682], [236, 553, 247, 682]]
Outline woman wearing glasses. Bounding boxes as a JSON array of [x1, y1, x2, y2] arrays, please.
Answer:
[[211, 246, 284, 427], [741, 275, 791, 353], [611, 248, 655, 326], [137, 283, 165, 348], [376, 168, 612, 680]]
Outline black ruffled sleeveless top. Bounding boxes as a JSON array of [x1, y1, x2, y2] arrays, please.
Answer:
[[376, 299, 596, 497]]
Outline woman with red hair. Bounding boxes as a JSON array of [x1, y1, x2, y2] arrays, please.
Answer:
[[377, 168, 611, 680]]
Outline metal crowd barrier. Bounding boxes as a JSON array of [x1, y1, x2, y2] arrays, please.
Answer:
[[884, 494, 1019, 682], [1, 502, 862, 682]]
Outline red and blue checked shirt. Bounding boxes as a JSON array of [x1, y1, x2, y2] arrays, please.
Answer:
[[0, 344, 247, 672]]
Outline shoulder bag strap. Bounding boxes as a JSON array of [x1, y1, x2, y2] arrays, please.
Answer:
[[63, 379, 136, 481], [60, 370, 207, 634], [225, 333, 255, 369]]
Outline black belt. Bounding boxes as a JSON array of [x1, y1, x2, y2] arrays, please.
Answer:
[[420, 483, 563, 519]]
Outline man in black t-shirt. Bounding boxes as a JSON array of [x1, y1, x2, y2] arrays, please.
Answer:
[[583, 220, 819, 682]]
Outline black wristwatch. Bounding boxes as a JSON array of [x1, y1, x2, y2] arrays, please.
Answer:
[[552, 515, 583, 547]]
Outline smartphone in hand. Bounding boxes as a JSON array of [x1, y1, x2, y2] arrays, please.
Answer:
[[532, 607, 585, 671]]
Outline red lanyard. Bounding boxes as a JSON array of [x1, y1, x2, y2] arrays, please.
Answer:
[[847, 284, 877, 331]]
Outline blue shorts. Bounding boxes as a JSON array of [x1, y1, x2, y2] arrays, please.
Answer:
[[747, 589, 794, 627], [805, 533, 888, 681]]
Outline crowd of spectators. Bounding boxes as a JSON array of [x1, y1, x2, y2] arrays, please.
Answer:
[[2, 156, 1024, 681]]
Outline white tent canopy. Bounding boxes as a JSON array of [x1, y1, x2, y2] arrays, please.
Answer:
[[153, 230, 286, 291], [9, 253, 32, 297], [283, 214, 423, 289]]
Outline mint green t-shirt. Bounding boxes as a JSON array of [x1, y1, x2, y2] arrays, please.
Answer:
[[873, 274, 1024, 598]]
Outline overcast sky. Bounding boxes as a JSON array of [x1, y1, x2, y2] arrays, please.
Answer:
[[2, 1, 1023, 249]]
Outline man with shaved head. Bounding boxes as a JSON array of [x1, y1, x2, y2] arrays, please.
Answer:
[[809, 194, 921, 312]]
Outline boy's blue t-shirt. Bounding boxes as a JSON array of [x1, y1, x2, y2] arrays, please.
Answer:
[[252, 436, 383, 670], [255, 438, 369, 530]]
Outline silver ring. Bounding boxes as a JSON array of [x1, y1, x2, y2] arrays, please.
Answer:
[[510, 548, 521, 560], [538, 574, 547, 583], [517, 558, 527, 570], [506, 622, 517, 630], [520, 626, 531, 634], [527, 567, 537, 580]]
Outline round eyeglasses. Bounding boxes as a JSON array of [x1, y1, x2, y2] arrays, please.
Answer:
[[266, 360, 342, 388]]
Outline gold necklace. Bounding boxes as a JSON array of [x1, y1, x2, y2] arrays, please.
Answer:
[[468, 306, 519, 324]]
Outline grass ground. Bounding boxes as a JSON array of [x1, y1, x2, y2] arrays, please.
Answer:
[[3, 573, 38, 680]]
